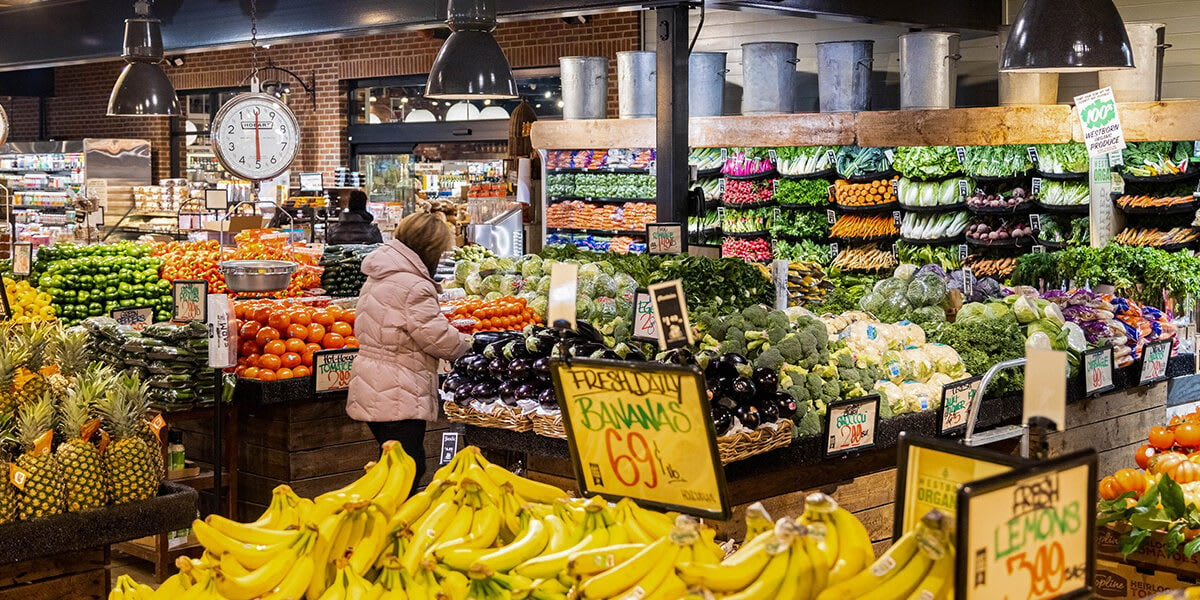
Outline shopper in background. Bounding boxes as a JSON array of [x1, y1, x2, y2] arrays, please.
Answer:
[[345, 212, 469, 485], [326, 190, 383, 245]]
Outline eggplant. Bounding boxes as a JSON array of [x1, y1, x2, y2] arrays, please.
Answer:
[[487, 357, 509, 376], [731, 377, 757, 404], [714, 395, 738, 410], [711, 405, 733, 436], [712, 353, 748, 379], [471, 380, 499, 400], [452, 354, 473, 371], [625, 349, 647, 362], [498, 380, 521, 405], [464, 355, 490, 378], [532, 357, 551, 375], [752, 367, 779, 395], [734, 404, 761, 429], [568, 341, 607, 358], [515, 382, 541, 401], [502, 340, 534, 360], [538, 387, 559, 409], [472, 331, 520, 353], [758, 398, 780, 423], [712, 376, 735, 396], [574, 320, 605, 343], [774, 392, 798, 420], [442, 373, 468, 394], [659, 348, 695, 366], [525, 332, 558, 356], [509, 358, 533, 381]]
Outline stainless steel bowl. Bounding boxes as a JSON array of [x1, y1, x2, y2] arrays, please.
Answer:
[[219, 260, 297, 292]]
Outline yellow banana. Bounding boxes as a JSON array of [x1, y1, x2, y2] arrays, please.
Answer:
[[319, 450, 391, 503], [855, 551, 934, 600], [828, 503, 873, 584], [816, 530, 919, 600], [389, 484, 437, 531], [309, 512, 355, 600], [433, 503, 502, 554], [148, 572, 190, 599], [744, 502, 774, 539], [259, 555, 315, 600], [778, 536, 813, 600], [643, 573, 686, 600], [577, 536, 672, 600], [175, 571, 217, 600], [317, 566, 349, 600], [205, 513, 299, 547], [677, 541, 772, 592], [630, 506, 674, 539], [800, 494, 840, 573], [720, 544, 792, 600], [803, 531, 830, 596], [247, 487, 289, 528], [217, 552, 251, 578], [692, 527, 725, 564], [434, 501, 476, 548], [348, 504, 389, 575], [539, 513, 572, 553], [612, 542, 679, 600], [342, 565, 376, 600], [401, 498, 459, 574], [373, 447, 417, 517], [905, 547, 954, 600], [192, 519, 294, 570], [438, 547, 493, 572], [567, 543, 645, 578], [514, 522, 610, 579], [213, 527, 315, 600], [483, 462, 565, 504], [472, 517, 549, 573]]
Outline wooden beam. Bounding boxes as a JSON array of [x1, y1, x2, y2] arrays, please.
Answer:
[[690, 113, 855, 148], [531, 119, 656, 150], [856, 105, 1076, 147], [1099, 100, 1200, 143]]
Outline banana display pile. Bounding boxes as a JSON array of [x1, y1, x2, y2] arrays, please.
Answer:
[[108, 443, 952, 600]]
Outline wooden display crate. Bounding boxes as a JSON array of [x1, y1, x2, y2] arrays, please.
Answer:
[[1046, 381, 1168, 477], [0, 547, 107, 600], [1095, 559, 1197, 599], [1097, 525, 1200, 580]]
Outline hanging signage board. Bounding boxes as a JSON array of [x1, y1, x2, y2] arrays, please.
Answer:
[[171, 280, 208, 323], [111, 306, 155, 333], [647, 280, 694, 350], [1139, 340, 1172, 386], [1083, 345, 1116, 396], [206, 294, 237, 369], [630, 289, 659, 343], [551, 358, 730, 520], [646, 223, 684, 255], [1075, 87, 1126, 157], [823, 394, 880, 458], [12, 243, 31, 277], [938, 375, 982, 436], [893, 433, 1024, 540], [956, 450, 1097, 600], [312, 348, 358, 395]]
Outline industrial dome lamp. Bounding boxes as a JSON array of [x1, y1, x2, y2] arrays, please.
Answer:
[[1001, 0, 1135, 72], [107, 0, 179, 116], [425, 0, 518, 99]]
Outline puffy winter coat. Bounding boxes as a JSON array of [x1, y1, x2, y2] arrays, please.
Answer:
[[346, 240, 471, 422], [326, 210, 383, 245]]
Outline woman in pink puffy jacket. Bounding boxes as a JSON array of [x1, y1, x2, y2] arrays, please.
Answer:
[[346, 212, 471, 484]]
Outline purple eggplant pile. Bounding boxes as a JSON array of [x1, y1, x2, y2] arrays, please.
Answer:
[[659, 348, 797, 436]]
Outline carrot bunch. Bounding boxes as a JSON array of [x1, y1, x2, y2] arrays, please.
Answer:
[[830, 214, 898, 239]]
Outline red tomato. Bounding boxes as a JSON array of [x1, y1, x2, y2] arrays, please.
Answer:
[[1177, 423, 1200, 448], [239, 340, 260, 357], [341, 309, 355, 325], [280, 352, 302, 369], [322, 333, 346, 349], [1135, 444, 1156, 470], [290, 310, 313, 326], [239, 320, 261, 341], [305, 342, 323, 355], [307, 323, 326, 344], [287, 324, 310, 340], [268, 312, 292, 331], [251, 306, 272, 324], [301, 351, 315, 367], [1150, 426, 1176, 450], [255, 327, 281, 346]]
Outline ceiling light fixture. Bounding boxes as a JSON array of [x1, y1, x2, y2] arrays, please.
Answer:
[[107, 0, 179, 116], [425, 0, 518, 99], [1001, 0, 1134, 72]]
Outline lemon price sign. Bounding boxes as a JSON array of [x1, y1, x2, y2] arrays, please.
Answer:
[[956, 450, 1097, 600], [551, 358, 730, 519]]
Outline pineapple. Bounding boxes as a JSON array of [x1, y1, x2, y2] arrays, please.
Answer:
[[0, 343, 27, 418], [13, 396, 65, 519], [0, 414, 17, 524], [47, 326, 89, 397], [55, 376, 106, 511], [13, 324, 53, 409], [97, 377, 159, 504]]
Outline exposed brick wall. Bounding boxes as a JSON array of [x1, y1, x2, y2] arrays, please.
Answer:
[[5, 12, 640, 183]]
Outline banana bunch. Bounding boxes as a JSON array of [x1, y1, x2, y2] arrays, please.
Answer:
[[816, 510, 954, 600], [110, 575, 153, 600], [570, 516, 719, 600], [798, 493, 875, 587]]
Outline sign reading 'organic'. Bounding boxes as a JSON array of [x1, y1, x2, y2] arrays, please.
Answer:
[[552, 358, 729, 519]]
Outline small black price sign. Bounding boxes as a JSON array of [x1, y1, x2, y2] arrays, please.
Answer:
[[828, 243, 839, 260], [958, 244, 969, 260], [647, 280, 694, 350], [823, 395, 880, 458], [891, 242, 899, 259], [939, 376, 982, 436], [1027, 146, 1040, 165], [891, 179, 900, 196], [171, 280, 208, 323], [963, 267, 974, 297], [1032, 177, 1043, 196], [826, 209, 837, 225], [955, 146, 967, 164], [958, 179, 969, 197], [1029, 213, 1042, 232], [440, 432, 461, 465], [892, 210, 903, 227], [768, 149, 778, 163], [1082, 345, 1115, 396], [1032, 245, 1046, 254], [1139, 340, 1172, 386]]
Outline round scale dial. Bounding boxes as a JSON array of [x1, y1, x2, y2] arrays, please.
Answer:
[[0, 105, 10, 147], [210, 93, 300, 181]]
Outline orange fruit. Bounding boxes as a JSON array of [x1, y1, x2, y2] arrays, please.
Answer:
[[263, 339, 287, 356], [1150, 426, 1176, 450], [307, 323, 326, 344], [313, 310, 335, 327], [322, 333, 346, 349], [267, 312, 291, 331], [287, 323, 310, 340], [293, 365, 311, 378], [240, 340, 260, 357], [243, 366, 260, 379], [343, 336, 359, 348], [284, 337, 307, 353], [341, 309, 355, 325], [281, 352, 302, 369], [255, 327, 281, 346], [251, 306, 272, 324], [331, 321, 353, 337], [258, 369, 277, 381], [326, 305, 344, 319], [276, 368, 294, 380], [305, 342, 323, 355], [258, 354, 282, 371]]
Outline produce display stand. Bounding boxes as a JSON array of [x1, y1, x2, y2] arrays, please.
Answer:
[[0, 481, 196, 599]]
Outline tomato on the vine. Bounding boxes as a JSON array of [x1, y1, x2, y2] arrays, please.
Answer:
[[1135, 444, 1156, 470], [1177, 423, 1200, 448], [1150, 425, 1176, 450]]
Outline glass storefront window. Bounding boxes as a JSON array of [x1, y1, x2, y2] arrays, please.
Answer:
[[350, 70, 563, 125], [171, 89, 246, 182]]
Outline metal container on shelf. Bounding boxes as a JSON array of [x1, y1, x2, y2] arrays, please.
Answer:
[[741, 42, 799, 115], [689, 51, 727, 117], [559, 56, 608, 120], [1099, 22, 1167, 102], [617, 51, 656, 119], [816, 40, 874, 113], [998, 25, 1059, 105], [219, 260, 297, 292], [899, 32, 961, 110]]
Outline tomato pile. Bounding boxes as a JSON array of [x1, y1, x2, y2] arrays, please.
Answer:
[[443, 295, 541, 333], [1099, 410, 1200, 501], [234, 300, 357, 381], [155, 240, 225, 292], [154, 235, 324, 298]]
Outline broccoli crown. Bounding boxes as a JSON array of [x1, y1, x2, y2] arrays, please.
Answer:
[[718, 339, 747, 356], [822, 379, 842, 400], [767, 327, 789, 344], [707, 318, 730, 340], [766, 310, 791, 331], [775, 335, 805, 363], [741, 304, 770, 328], [784, 385, 810, 405], [755, 348, 786, 372], [805, 373, 825, 395]]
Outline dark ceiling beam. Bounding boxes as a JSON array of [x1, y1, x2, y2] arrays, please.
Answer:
[[708, 0, 1002, 32]]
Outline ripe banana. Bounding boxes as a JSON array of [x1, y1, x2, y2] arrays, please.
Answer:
[[855, 550, 934, 600], [744, 502, 774, 539], [817, 529, 919, 600], [472, 517, 549, 573], [692, 527, 725, 564], [372, 446, 418, 517], [258, 555, 315, 600], [316, 455, 390, 507], [828, 501, 874, 584], [348, 503, 389, 575], [214, 526, 315, 600], [514, 521, 610, 579], [677, 540, 772, 592], [566, 542, 645, 578], [644, 573, 687, 600], [720, 542, 793, 600], [803, 530, 830, 595], [147, 572, 189, 600], [482, 462, 566, 504], [192, 519, 294, 571], [577, 536, 673, 600], [612, 541, 679, 600], [400, 497, 459, 574], [205, 513, 299, 547], [905, 547, 954, 600]]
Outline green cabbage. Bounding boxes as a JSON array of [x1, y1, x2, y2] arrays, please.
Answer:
[[1012, 296, 1040, 324], [873, 277, 908, 297], [956, 303, 988, 323]]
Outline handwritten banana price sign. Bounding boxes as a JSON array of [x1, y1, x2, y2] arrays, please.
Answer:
[[312, 349, 358, 395], [956, 451, 1096, 599], [551, 358, 730, 519]]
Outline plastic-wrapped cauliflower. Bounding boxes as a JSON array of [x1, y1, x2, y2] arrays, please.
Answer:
[[479, 257, 501, 272], [898, 323, 927, 347], [882, 349, 907, 383], [894, 264, 918, 281], [925, 343, 967, 378], [453, 260, 477, 284], [464, 272, 484, 296], [900, 347, 935, 382], [875, 380, 905, 414], [875, 292, 911, 323], [537, 277, 552, 294], [576, 294, 595, 320], [578, 263, 603, 280], [529, 296, 549, 317], [900, 381, 937, 412], [614, 292, 633, 317], [576, 275, 596, 298]]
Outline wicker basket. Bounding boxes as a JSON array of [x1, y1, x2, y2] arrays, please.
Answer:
[[530, 411, 567, 439], [443, 401, 533, 432], [717, 419, 794, 464]]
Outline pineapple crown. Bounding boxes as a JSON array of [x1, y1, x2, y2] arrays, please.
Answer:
[[52, 327, 91, 379], [15, 394, 54, 450], [17, 323, 54, 372], [58, 385, 95, 439], [97, 373, 149, 440], [0, 413, 14, 460], [0, 341, 30, 390]]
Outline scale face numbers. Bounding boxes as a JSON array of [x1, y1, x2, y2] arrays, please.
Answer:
[[210, 93, 300, 181]]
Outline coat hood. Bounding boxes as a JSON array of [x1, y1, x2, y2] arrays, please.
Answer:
[[339, 209, 374, 224], [361, 240, 429, 280]]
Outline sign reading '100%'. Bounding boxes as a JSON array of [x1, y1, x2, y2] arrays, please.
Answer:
[[551, 358, 730, 520]]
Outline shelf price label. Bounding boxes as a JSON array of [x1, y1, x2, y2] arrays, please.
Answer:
[[826, 209, 837, 225], [1082, 345, 1115, 396], [312, 348, 358, 395], [823, 395, 880, 457], [1032, 245, 1046, 254], [958, 179, 970, 198], [1031, 177, 1043, 197], [892, 210, 903, 227], [111, 306, 154, 332], [1029, 213, 1042, 232], [958, 244, 969, 261], [955, 146, 968, 164], [647, 280, 694, 350], [171, 280, 207, 323], [551, 358, 730, 519], [1027, 146, 1040, 165], [956, 451, 1096, 600], [828, 243, 839, 261], [1139, 339, 1172, 385], [12, 243, 31, 277], [630, 289, 659, 343], [939, 376, 982, 436]]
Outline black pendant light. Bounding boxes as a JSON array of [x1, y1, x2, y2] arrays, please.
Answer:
[[425, 0, 518, 100], [108, 0, 179, 116], [1001, 0, 1134, 72]]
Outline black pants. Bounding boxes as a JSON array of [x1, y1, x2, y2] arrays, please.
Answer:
[[367, 420, 427, 486]]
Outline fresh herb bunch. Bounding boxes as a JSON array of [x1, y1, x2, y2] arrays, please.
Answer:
[[774, 179, 832, 206], [893, 146, 965, 181], [772, 210, 829, 239], [774, 239, 832, 265], [962, 145, 1034, 178], [1010, 244, 1200, 308]]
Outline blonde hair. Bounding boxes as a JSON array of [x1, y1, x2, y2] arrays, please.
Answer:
[[394, 212, 452, 274]]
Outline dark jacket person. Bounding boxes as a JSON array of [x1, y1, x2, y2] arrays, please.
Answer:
[[327, 190, 383, 245]]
